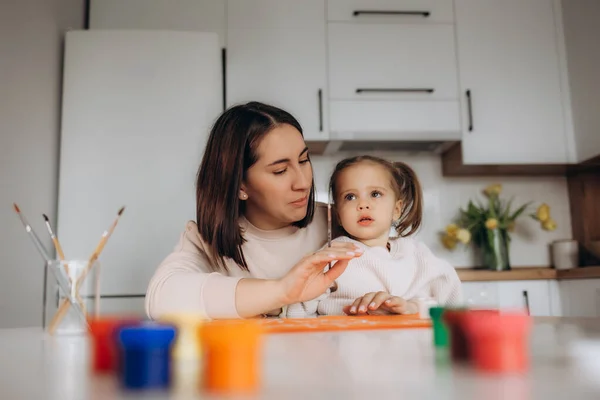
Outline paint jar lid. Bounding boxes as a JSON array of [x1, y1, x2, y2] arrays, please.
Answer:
[[119, 323, 176, 349], [464, 311, 531, 338], [429, 306, 446, 319], [199, 319, 263, 347], [89, 316, 140, 337]]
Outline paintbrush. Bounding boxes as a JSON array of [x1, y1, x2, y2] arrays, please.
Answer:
[[13, 203, 52, 262], [326, 195, 338, 293], [327, 192, 332, 262], [13, 203, 51, 328], [76, 206, 125, 292], [13, 204, 85, 328], [42, 214, 67, 275]]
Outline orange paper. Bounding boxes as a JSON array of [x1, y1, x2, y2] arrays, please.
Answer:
[[257, 314, 431, 333]]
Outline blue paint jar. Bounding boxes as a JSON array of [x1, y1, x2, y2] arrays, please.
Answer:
[[118, 323, 177, 390]]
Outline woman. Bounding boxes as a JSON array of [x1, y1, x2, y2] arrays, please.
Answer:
[[145, 102, 363, 319]]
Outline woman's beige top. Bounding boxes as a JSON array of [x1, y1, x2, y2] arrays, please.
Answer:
[[145, 203, 328, 319]]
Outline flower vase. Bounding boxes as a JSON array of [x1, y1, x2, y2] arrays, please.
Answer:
[[482, 228, 511, 271]]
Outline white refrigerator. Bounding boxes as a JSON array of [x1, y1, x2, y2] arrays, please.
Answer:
[[52, 30, 222, 318]]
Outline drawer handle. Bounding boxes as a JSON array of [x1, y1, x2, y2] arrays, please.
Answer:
[[356, 88, 434, 94], [318, 89, 323, 132], [466, 89, 474, 132], [523, 290, 530, 315], [353, 10, 430, 17]]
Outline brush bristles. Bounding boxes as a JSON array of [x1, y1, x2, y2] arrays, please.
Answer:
[[118, 206, 125, 216], [43, 214, 49, 222], [13, 203, 20, 213]]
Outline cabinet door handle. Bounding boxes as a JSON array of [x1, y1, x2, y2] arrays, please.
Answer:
[[356, 88, 434, 94], [221, 48, 227, 112], [522, 290, 530, 315], [466, 89, 474, 132], [353, 10, 430, 17], [318, 89, 323, 132]]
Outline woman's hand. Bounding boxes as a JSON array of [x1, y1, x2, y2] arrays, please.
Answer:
[[342, 291, 418, 315], [276, 242, 363, 305]]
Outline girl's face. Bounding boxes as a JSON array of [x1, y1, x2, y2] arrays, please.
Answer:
[[335, 162, 402, 248], [241, 123, 313, 230]]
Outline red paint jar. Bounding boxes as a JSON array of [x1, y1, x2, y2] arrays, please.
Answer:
[[463, 311, 531, 373], [88, 316, 140, 373], [444, 309, 500, 362]]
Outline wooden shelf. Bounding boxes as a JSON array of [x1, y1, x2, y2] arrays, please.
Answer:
[[457, 266, 600, 282], [457, 267, 557, 281], [556, 266, 600, 280]]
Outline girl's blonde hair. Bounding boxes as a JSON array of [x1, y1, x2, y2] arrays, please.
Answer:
[[328, 155, 423, 237]]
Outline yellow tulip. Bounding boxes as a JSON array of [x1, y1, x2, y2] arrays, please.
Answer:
[[485, 218, 498, 230], [441, 234, 457, 250], [536, 203, 550, 222], [542, 218, 557, 231], [445, 224, 459, 237], [456, 229, 471, 244], [483, 184, 502, 197]]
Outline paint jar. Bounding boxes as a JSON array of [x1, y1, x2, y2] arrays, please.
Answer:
[[444, 309, 500, 362], [429, 307, 449, 348], [118, 323, 177, 390], [463, 311, 531, 373], [199, 319, 263, 394], [88, 316, 141, 373]]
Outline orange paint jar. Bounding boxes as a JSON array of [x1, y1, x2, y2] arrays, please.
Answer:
[[198, 319, 263, 394]]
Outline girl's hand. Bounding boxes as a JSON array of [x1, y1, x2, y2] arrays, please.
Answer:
[[276, 242, 363, 305], [343, 291, 418, 315]]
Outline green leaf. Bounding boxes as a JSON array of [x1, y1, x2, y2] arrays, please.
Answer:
[[502, 197, 514, 220], [510, 202, 531, 221]]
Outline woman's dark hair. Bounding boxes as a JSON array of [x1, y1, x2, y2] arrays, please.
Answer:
[[328, 155, 423, 238], [196, 102, 316, 272]]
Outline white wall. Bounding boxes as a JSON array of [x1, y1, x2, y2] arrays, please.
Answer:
[[561, 0, 600, 163], [311, 152, 572, 269], [0, 0, 83, 328]]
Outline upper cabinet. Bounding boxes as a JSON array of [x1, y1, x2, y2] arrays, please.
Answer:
[[89, 0, 226, 47], [87, 0, 598, 164], [327, 0, 461, 139], [226, 0, 328, 141], [454, 0, 575, 165], [327, 0, 455, 24]]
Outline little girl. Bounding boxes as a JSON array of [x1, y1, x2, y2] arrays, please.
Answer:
[[286, 155, 463, 318]]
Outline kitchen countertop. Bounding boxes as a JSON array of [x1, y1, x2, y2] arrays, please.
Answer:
[[2, 318, 600, 399], [457, 266, 600, 282]]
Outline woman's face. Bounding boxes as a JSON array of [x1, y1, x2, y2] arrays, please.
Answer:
[[241, 123, 313, 230]]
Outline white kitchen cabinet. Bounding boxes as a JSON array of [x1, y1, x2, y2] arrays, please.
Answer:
[[328, 24, 458, 101], [89, 0, 226, 47], [454, 0, 574, 164], [327, 18, 460, 138], [559, 279, 600, 318], [227, 0, 328, 141], [497, 280, 554, 316], [461, 281, 500, 308], [327, 0, 454, 23], [462, 280, 557, 316]]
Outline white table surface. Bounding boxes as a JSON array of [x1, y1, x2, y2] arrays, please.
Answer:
[[2, 317, 600, 399]]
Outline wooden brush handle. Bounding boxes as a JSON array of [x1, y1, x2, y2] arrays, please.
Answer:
[[48, 301, 70, 335], [48, 294, 88, 334]]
